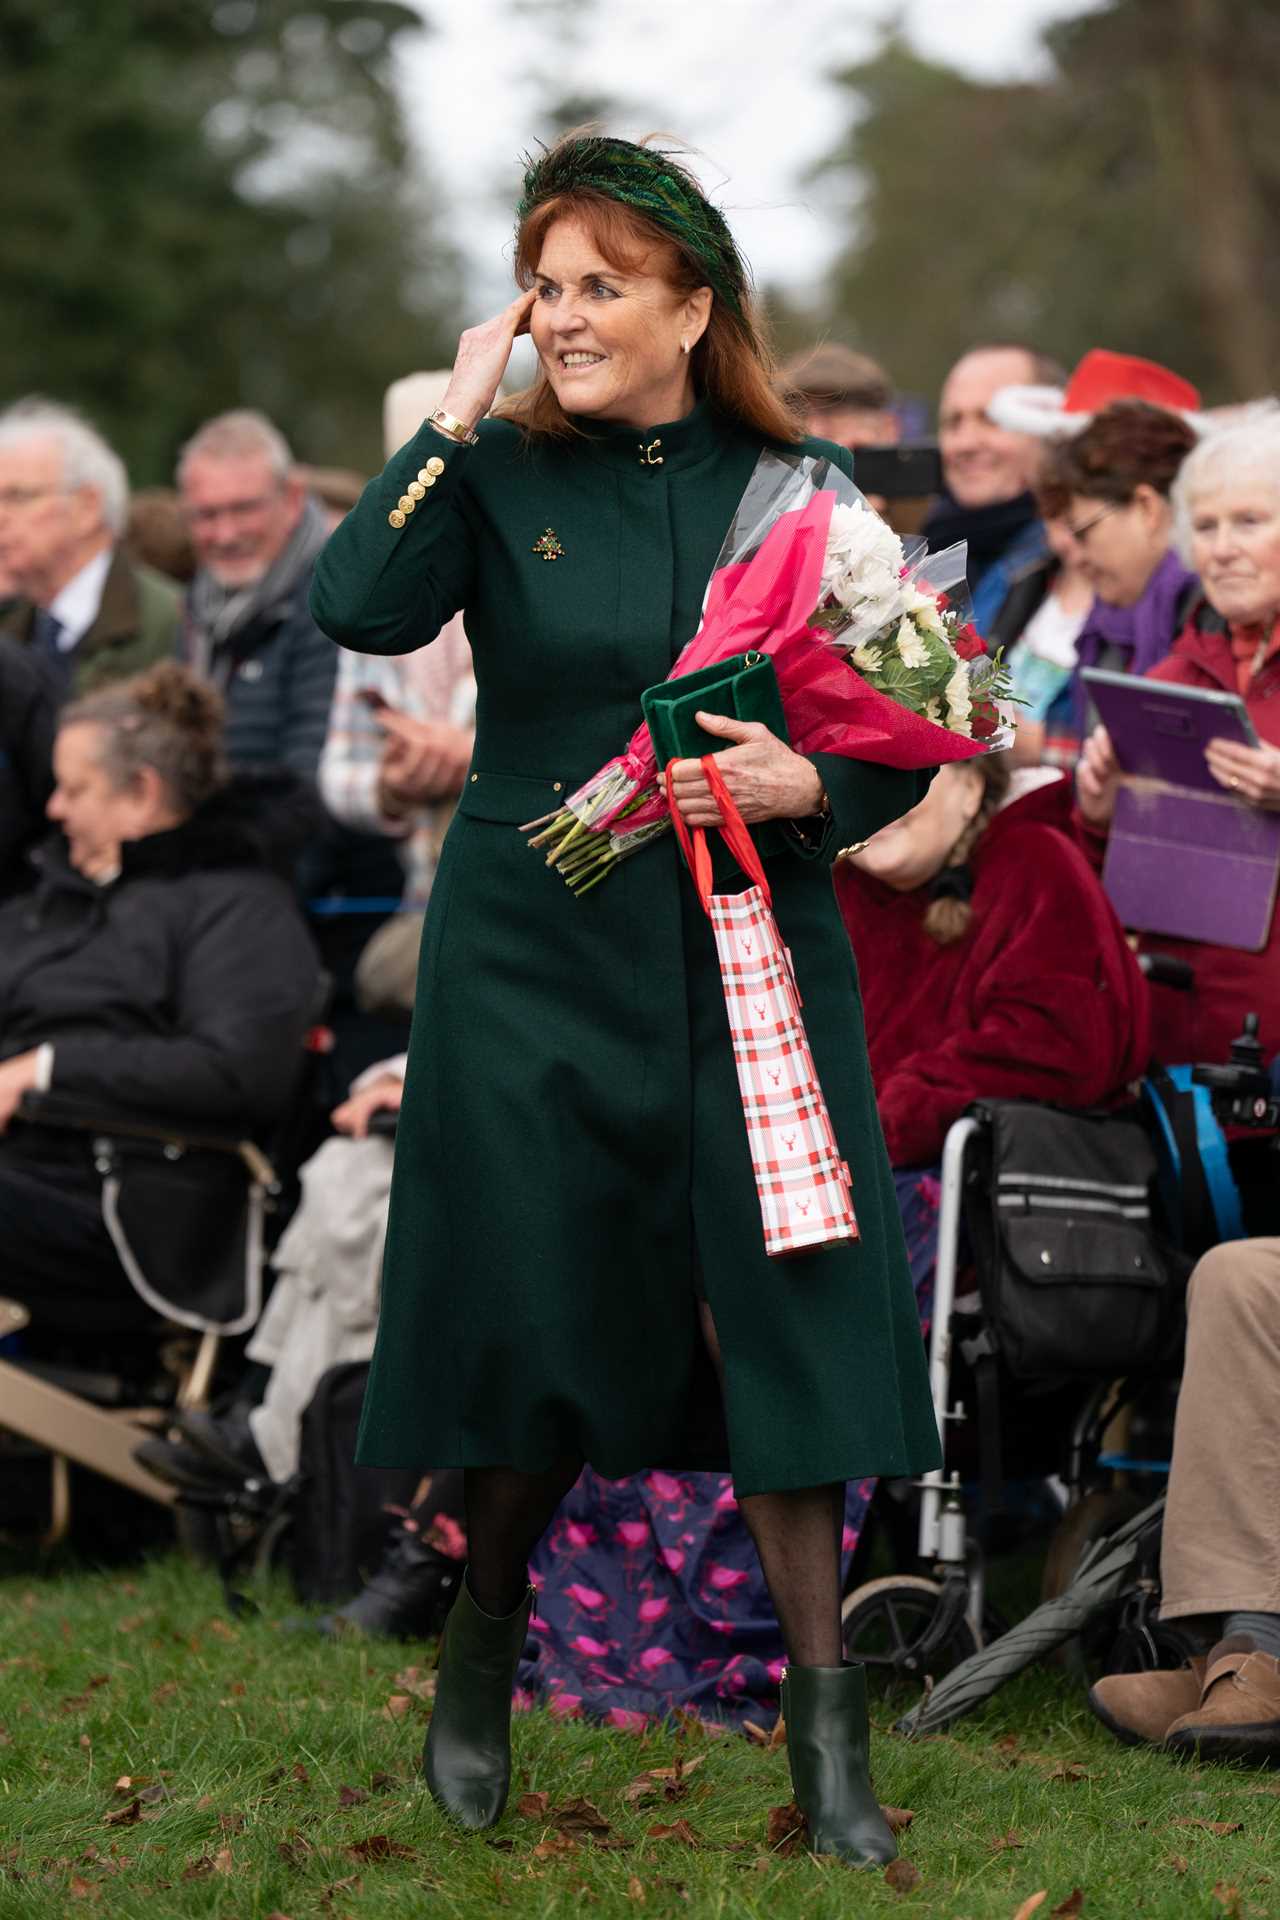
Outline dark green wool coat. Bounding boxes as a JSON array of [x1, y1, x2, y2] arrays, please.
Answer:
[[311, 399, 941, 1497]]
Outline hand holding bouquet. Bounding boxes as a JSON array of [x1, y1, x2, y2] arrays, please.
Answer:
[[524, 452, 1017, 893]]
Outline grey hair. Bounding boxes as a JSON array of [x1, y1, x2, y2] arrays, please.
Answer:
[[62, 662, 227, 814], [0, 396, 129, 536], [1172, 402, 1280, 562], [177, 408, 294, 487]]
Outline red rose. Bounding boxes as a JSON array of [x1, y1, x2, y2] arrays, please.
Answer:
[[951, 624, 988, 662]]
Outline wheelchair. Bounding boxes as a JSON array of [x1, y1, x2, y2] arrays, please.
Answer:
[[839, 1007, 1278, 1696], [0, 979, 334, 1551]]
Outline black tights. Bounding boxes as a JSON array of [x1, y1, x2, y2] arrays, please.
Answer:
[[461, 1302, 845, 1666]]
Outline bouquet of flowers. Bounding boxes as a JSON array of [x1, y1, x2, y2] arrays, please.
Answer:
[[523, 452, 1017, 894]]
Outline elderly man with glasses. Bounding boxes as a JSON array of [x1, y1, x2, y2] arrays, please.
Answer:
[[0, 398, 180, 697]]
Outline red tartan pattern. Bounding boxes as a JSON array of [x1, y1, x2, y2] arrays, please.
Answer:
[[706, 884, 858, 1258]]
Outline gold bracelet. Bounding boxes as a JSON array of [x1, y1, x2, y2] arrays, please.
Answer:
[[427, 407, 479, 447]]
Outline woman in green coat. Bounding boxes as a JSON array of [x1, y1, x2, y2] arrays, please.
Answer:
[[311, 135, 940, 1867]]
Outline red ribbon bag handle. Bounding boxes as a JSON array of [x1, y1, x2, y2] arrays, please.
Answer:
[[666, 755, 772, 915]]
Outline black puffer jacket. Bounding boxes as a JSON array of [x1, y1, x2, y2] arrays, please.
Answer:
[[0, 776, 322, 1129]]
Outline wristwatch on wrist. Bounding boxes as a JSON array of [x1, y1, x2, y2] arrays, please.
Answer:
[[427, 407, 480, 447]]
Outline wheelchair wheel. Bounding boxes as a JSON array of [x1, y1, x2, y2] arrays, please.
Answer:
[[841, 1575, 981, 1696]]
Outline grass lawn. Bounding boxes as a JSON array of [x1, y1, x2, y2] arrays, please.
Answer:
[[1, 1551, 1277, 1919]]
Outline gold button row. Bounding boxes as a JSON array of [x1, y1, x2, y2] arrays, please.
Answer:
[[388, 455, 447, 528]]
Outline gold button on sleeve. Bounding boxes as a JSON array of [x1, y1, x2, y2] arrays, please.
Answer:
[[397, 494, 416, 514], [425, 456, 445, 478], [388, 508, 406, 529], [407, 480, 426, 500]]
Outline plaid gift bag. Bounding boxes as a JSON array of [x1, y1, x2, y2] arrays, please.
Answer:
[[667, 759, 858, 1259]]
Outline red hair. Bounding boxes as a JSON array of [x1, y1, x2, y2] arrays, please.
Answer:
[[496, 191, 802, 446]]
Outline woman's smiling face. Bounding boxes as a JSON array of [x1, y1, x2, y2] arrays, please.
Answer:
[[529, 215, 710, 431]]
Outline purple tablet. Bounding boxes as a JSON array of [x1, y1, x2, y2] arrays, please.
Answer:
[[1080, 668, 1279, 952], [1081, 667, 1260, 791]]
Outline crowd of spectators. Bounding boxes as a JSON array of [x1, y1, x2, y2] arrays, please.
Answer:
[[2, 328, 1279, 1761]]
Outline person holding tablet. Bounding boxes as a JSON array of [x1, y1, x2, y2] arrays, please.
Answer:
[[1076, 411, 1280, 1069]]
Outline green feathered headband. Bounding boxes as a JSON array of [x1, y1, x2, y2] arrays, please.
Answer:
[[516, 135, 751, 326]]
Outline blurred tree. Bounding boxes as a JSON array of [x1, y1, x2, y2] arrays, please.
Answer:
[[0, 0, 462, 482], [810, 0, 1279, 411]]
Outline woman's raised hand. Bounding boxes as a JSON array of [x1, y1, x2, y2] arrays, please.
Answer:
[[1076, 723, 1122, 828], [441, 290, 538, 433]]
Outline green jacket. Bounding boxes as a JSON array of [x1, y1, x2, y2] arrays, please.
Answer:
[[312, 400, 941, 1497], [0, 546, 180, 697]]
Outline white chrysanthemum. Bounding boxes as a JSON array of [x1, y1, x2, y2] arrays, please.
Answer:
[[944, 664, 972, 735], [925, 697, 942, 722], [820, 502, 906, 611], [851, 635, 882, 672], [894, 617, 930, 669]]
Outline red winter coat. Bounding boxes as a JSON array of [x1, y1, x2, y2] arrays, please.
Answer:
[[836, 777, 1151, 1166], [1076, 614, 1280, 1069]]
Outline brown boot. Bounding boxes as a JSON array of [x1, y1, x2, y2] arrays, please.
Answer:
[[1164, 1637, 1280, 1765], [1088, 1658, 1207, 1747]]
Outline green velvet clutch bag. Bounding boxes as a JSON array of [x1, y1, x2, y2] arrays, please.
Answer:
[[640, 650, 789, 771]]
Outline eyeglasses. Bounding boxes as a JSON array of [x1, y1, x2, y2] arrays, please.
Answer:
[[0, 485, 63, 513], [1068, 502, 1121, 543]]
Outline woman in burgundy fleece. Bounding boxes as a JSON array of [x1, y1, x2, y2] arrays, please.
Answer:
[[835, 757, 1150, 1169], [1076, 412, 1280, 1069]]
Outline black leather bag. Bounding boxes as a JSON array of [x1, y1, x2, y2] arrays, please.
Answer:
[[964, 1100, 1184, 1382]]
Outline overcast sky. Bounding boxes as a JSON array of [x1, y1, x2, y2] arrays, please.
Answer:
[[397, 0, 1108, 317]]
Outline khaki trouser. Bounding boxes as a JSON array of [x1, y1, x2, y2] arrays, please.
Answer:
[[1160, 1236, 1280, 1620]]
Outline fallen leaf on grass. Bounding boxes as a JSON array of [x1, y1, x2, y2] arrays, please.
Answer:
[[991, 1831, 1027, 1852], [276, 1837, 312, 1869], [532, 1831, 578, 1859], [206, 1617, 237, 1641], [337, 1785, 368, 1808], [1051, 1892, 1084, 1916], [370, 1770, 398, 1793], [1212, 1886, 1241, 1916], [1166, 1855, 1189, 1875], [115, 1613, 151, 1634], [517, 1792, 550, 1819], [383, 1694, 413, 1719], [1173, 1820, 1244, 1836], [550, 1797, 631, 1849], [646, 1819, 704, 1848], [765, 1801, 806, 1856], [1047, 1763, 1091, 1785], [151, 1682, 179, 1706], [883, 1806, 916, 1835], [742, 1721, 771, 1747], [885, 1858, 922, 1894], [1012, 1896, 1048, 1920], [622, 1756, 705, 1807], [102, 1800, 141, 1829], [344, 1835, 417, 1862], [68, 1878, 99, 1900], [626, 1875, 647, 1901]]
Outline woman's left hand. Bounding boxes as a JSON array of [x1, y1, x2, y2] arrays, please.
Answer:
[[668, 712, 824, 827], [1205, 738, 1280, 810]]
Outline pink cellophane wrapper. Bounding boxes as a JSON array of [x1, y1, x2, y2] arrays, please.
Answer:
[[571, 489, 987, 840], [708, 880, 858, 1257]]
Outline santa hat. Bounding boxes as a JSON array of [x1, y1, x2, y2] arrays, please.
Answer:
[[988, 348, 1204, 439]]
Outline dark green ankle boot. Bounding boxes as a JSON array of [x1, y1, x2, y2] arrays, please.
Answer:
[[780, 1663, 897, 1867], [422, 1572, 532, 1830]]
